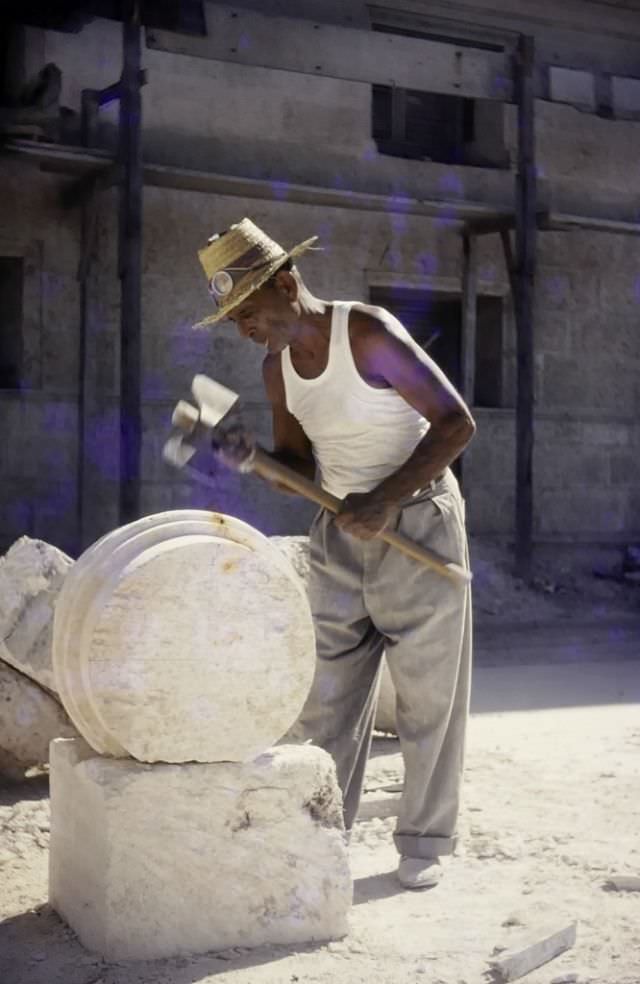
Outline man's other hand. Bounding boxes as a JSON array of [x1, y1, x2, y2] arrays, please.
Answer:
[[334, 492, 396, 540], [211, 424, 255, 472]]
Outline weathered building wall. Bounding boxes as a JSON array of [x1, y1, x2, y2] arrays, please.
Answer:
[[1, 10, 639, 554], [0, 162, 82, 555]]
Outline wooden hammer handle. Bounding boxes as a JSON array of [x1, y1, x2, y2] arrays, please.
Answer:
[[250, 448, 471, 586]]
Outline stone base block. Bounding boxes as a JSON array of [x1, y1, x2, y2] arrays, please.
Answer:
[[49, 738, 352, 960]]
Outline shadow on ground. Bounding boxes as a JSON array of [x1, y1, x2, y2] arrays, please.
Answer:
[[0, 774, 49, 808], [0, 904, 331, 984], [352, 870, 403, 905]]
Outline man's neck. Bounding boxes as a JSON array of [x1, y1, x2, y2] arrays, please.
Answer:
[[288, 296, 332, 358]]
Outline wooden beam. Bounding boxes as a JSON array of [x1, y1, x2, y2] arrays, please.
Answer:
[[543, 212, 640, 236], [499, 228, 518, 300], [146, 5, 514, 102], [465, 213, 516, 236], [461, 232, 477, 405], [118, 0, 143, 526], [513, 34, 537, 580]]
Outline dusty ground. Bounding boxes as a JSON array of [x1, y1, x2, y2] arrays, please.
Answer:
[[2, 649, 639, 984], [470, 538, 639, 627]]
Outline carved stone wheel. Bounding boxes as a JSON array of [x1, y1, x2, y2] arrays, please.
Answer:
[[53, 511, 315, 763]]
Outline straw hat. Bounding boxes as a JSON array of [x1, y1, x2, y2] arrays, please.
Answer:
[[195, 218, 318, 327]]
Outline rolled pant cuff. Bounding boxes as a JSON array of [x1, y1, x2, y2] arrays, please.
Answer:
[[393, 833, 457, 858]]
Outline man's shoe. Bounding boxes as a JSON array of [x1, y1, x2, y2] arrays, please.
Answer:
[[397, 855, 442, 890]]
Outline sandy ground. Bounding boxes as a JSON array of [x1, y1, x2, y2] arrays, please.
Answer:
[[1, 647, 639, 984]]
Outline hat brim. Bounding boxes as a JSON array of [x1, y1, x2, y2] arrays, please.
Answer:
[[193, 236, 319, 329]]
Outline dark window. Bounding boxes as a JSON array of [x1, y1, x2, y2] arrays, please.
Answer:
[[142, 0, 207, 36], [1, 2, 207, 36], [369, 285, 504, 408], [372, 85, 477, 165], [0, 257, 24, 389], [370, 20, 508, 168]]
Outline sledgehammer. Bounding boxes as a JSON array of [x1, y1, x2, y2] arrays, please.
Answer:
[[163, 374, 471, 586]]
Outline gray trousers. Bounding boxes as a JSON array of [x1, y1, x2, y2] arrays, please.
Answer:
[[291, 468, 472, 860]]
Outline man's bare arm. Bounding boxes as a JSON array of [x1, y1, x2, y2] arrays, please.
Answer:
[[335, 310, 475, 537]]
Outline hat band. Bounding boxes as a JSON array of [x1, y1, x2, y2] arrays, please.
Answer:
[[207, 242, 286, 306]]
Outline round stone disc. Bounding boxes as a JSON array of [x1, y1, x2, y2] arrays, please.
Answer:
[[53, 511, 315, 763]]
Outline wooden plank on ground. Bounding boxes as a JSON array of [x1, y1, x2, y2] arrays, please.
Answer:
[[488, 922, 577, 982]]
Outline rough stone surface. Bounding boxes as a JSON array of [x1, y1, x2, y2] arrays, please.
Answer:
[[270, 535, 311, 586], [0, 661, 76, 777], [0, 537, 73, 694], [54, 512, 316, 762], [271, 535, 398, 734], [49, 737, 352, 960]]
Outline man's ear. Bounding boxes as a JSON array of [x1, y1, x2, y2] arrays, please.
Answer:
[[273, 269, 299, 302]]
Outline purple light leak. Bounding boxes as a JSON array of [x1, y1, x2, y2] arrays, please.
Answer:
[[545, 274, 568, 303], [141, 369, 168, 401], [361, 144, 376, 162], [238, 33, 251, 51], [491, 73, 509, 99], [392, 212, 408, 234], [41, 272, 65, 304], [388, 247, 402, 271], [270, 179, 290, 201], [39, 477, 77, 515], [633, 276, 640, 304], [416, 251, 438, 277], [439, 173, 464, 197], [434, 207, 457, 231], [85, 410, 120, 480]]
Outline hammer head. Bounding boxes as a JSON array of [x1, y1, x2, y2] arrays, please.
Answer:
[[163, 374, 242, 471], [191, 374, 239, 428]]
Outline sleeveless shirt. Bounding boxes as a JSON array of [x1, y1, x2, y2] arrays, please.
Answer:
[[280, 302, 429, 499]]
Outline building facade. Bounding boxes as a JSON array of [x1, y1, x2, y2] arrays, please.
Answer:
[[1, 0, 639, 556]]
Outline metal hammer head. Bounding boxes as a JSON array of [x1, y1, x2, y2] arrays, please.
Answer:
[[163, 375, 242, 472], [191, 374, 239, 428]]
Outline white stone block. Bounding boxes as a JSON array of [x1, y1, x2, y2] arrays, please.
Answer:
[[0, 536, 73, 694], [49, 738, 351, 960], [53, 512, 316, 762], [0, 661, 76, 776]]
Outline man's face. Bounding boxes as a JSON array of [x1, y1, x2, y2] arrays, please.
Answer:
[[227, 274, 295, 354]]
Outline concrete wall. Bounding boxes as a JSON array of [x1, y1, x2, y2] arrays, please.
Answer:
[[1, 10, 639, 555]]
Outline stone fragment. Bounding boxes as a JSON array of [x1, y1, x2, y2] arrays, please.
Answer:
[[271, 535, 398, 735], [487, 922, 577, 982], [0, 660, 76, 776], [49, 737, 352, 960], [0, 536, 73, 694], [604, 874, 640, 892], [53, 512, 316, 762]]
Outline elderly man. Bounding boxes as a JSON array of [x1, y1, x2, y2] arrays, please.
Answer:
[[197, 218, 474, 890]]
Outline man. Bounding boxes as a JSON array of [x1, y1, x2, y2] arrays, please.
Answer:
[[197, 218, 475, 890]]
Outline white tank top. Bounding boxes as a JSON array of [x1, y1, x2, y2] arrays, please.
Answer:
[[280, 302, 430, 499]]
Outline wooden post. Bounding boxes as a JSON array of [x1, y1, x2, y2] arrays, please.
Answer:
[[458, 230, 478, 490], [513, 34, 537, 580], [461, 231, 477, 406], [118, 0, 143, 525], [499, 228, 518, 300]]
